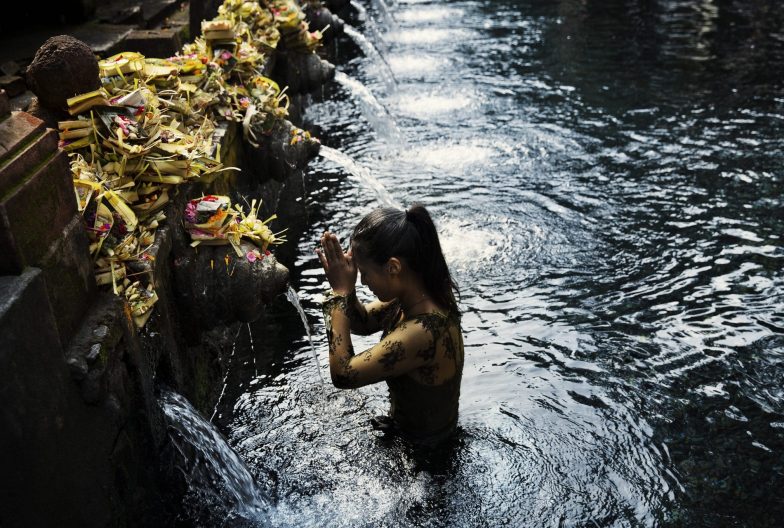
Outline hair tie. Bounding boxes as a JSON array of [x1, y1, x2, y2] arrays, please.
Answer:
[[405, 208, 413, 222]]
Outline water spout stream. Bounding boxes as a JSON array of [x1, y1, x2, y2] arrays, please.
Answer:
[[319, 146, 400, 208], [211, 324, 243, 422], [371, 0, 396, 28], [350, 0, 387, 46], [285, 285, 326, 387], [334, 71, 401, 142], [344, 25, 397, 88]]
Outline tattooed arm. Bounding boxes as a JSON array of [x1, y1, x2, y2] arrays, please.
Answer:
[[323, 297, 436, 389], [341, 290, 398, 335]]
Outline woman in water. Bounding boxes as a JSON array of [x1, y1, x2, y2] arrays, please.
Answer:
[[317, 204, 464, 445]]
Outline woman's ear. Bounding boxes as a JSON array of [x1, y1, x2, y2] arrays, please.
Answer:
[[386, 257, 402, 276]]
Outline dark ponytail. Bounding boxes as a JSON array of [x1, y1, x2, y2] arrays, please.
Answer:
[[351, 203, 460, 316]]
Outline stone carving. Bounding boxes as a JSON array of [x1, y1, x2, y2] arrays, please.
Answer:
[[26, 35, 100, 110]]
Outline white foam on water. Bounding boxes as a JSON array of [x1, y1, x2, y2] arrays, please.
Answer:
[[412, 142, 496, 170], [388, 28, 469, 45], [438, 217, 504, 271], [394, 93, 473, 117], [387, 54, 448, 76]]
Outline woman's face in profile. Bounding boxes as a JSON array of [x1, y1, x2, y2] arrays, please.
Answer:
[[353, 247, 394, 302]]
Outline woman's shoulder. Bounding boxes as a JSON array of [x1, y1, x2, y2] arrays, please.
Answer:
[[405, 310, 460, 337]]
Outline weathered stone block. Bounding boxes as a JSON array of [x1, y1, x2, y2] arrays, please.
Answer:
[[0, 149, 76, 274], [0, 89, 9, 117], [120, 28, 183, 59], [0, 128, 59, 195], [66, 293, 131, 404], [247, 118, 320, 183], [0, 111, 45, 168], [0, 267, 62, 359], [40, 214, 96, 347], [0, 74, 25, 98]]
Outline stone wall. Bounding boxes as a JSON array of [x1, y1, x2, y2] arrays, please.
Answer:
[[0, 17, 335, 520]]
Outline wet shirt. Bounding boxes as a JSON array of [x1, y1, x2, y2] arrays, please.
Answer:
[[323, 294, 464, 443]]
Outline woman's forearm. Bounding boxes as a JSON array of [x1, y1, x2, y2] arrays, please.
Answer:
[[323, 296, 359, 388]]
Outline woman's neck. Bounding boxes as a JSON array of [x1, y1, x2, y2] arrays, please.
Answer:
[[399, 289, 436, 318]]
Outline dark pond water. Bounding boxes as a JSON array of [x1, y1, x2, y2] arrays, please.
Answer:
[[213, 0, 784, 526]]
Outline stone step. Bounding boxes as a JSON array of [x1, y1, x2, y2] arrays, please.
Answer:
[[97, 0, 182, 29], [0, 23, 136, 67], [117, 27, 184, 59]]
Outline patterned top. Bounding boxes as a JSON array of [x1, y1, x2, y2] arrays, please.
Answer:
[[323, 292, 464, 444]]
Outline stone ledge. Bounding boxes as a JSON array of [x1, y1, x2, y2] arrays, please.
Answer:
[[0, 267, 62, 356], [0, 74, 25, 98], [116, 27, 183, 58]]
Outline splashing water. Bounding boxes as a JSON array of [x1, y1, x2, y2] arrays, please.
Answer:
[[319, 146, 400, 208], [285, 285, 326, 387], [161, 390, 268, 523], [248, 323, 257, 378]]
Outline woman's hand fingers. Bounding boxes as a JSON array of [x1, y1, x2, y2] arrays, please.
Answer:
[[316, 248, 329, 271], [325, 232, 344, 264], [320, 232, 334, 262]]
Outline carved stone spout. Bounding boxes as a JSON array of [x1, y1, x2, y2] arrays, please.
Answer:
[[172, 241, 289, 328]]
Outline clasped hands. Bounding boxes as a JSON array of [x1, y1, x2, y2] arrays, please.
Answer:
[[316, 231, 356, 296]]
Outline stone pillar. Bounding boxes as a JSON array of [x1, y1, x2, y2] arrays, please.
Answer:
[[0, 109, 95, 346]]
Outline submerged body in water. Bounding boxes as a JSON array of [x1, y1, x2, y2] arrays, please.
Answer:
[[318, 205, 464, 445]]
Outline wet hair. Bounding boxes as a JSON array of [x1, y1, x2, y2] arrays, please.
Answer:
[[351, 203, 460, 316]]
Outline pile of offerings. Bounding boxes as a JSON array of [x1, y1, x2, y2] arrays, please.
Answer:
[[184, 195, 286, 262], [59, 0, 325, 327], [268, 0, 328, 53], [62, 70, 227, 327]]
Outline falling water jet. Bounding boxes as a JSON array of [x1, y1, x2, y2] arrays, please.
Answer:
[[370, 0, 396, 28], [285, 285, 326, 388], [320, 146, 400, 208], [350, 0, 368, 21], [350, 0, 387, 48], [161, 390, 269, 523], [344, 24, 398, 88], [334, 71, 402, 143], [211, 324, 243, 423], [248, 323, 257, 378]]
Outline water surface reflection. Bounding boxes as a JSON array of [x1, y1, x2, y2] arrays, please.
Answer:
[[220, 0, 784, 525]]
